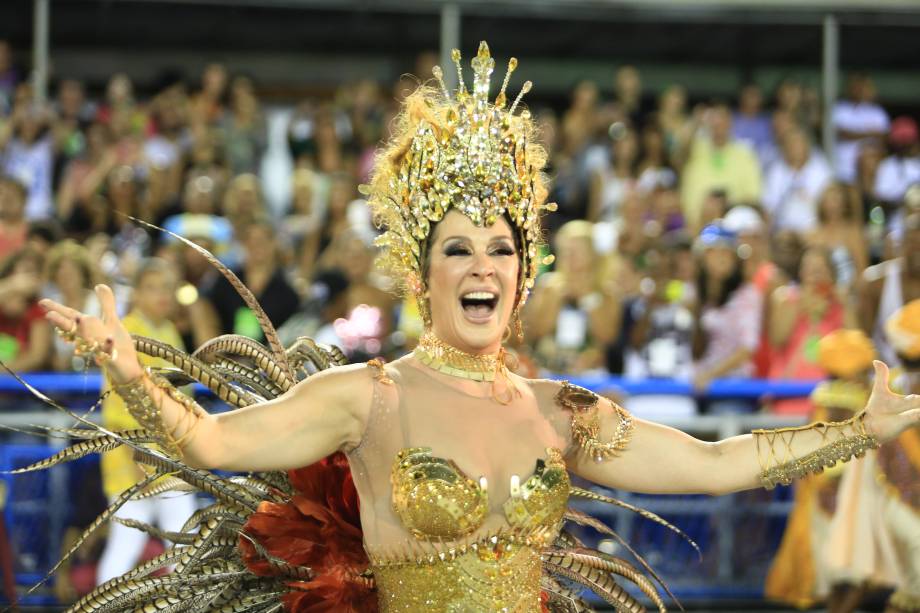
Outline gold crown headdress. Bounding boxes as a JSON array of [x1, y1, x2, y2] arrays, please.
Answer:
[[365, 42, 555, 326]]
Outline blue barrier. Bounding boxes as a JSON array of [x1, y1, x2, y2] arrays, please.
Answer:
[[0, 372, 822, 399], [0, 371, 818, 606]]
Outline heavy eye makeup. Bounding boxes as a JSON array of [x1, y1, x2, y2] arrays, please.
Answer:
[[442, 239, 516, 257]]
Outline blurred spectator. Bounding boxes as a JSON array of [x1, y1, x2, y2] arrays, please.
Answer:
[[26, 218, 63, 257], [51, 79, 93, 181], [697, 188, 730, 231], [855, 141, 885, 231], [57, 121, 115, 234], [723, 205, 786, 377], [733, 83, 773, 164], [145, 84, 189, 199], [525, 220, 621, 373], [859, 210, 920, 365], [0, 40, 18, 112], [680, 102, 762, 230], [692, 224, 763, 403], [805, 182, 868, 286], [761, 127, 833, 234], [655, 84, 691, 164], [623, 245, 697, 417], [588, 123, 638, 223], [199, 218, 299, 340], [833, 73, 889, 184], [43, 240, 101, 371], [319, 172, 358, 252], [636, 124, 677, 193], [97, 258, 197, 585], [285, 168, 327, 278], [221, 172, 267, 239], [0, 174, 28, 261], [768, 246, 853, 414], [190, 63, 228, 127], [278, 267, 352, 350], [318, 228, 394, 337], [874, 116, 920, 209], [2, 103, 55, 219], [220, 75, 266, 175], [0, 247, 51, 371], [613, 65, 646, 129]]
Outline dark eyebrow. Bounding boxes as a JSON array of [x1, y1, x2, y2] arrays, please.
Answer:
[[440, 235, 514, 244]]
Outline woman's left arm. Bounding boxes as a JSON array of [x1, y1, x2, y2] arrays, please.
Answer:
[[568, 361, 920, 496]]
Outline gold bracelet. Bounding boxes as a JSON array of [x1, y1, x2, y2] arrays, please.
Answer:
[[556, 381, 634, 462], [111, 368, 206, 458], [752, 410, 880, 489]]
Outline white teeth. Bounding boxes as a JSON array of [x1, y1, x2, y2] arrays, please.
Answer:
[[462, 291, 497, 300]]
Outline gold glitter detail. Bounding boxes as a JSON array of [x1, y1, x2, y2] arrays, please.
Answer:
[[366, 41, 553, 315], [413, 330, 502, 382], [111, 368, 206, 458], [753, 410, 880, 489], [371, 532, 543, 612], [390, 446, 570, 541], [391, 447, 489, 540], [366, 358, 394, 385], [556, 382, 634, 462]]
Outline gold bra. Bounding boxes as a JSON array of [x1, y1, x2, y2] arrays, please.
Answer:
[[391, 446, 570, 541]]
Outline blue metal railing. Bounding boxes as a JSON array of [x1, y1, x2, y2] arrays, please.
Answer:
[[0, 372, 819, 607]]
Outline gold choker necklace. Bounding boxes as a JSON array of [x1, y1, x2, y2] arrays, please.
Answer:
[[413, 332, 503, 382]]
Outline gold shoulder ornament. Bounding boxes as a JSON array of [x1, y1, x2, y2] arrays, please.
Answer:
[[555, 381, 634, 462]]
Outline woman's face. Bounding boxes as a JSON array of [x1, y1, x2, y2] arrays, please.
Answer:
[[426, 210, 519, 355], [556, 235, 594, 275], [55, 259, 87, 294], [799, 249, 833, 288], [820, 186, 846, 221], [613, 131, 638, 164], [702, 246, 736, 280]]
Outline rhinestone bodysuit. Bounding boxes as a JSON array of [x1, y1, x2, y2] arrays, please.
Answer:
[[374, 446, 570, 611]]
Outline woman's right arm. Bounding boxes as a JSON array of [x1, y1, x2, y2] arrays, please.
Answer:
[[42, 285, 370, 473]]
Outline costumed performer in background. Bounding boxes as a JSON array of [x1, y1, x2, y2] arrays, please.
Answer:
[[765, 328, 877, 612], [825, 299, 920, 613]]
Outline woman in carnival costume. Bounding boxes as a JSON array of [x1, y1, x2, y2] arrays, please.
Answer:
[[822, 299, 920, 613], [765, 328, 878, 611], [32, 43, 920, 612]]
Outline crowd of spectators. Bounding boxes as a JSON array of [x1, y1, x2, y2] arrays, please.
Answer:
[[1, 39, 919, 418]]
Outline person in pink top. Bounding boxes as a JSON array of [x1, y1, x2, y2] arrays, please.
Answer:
[[768, 246, 857, 414]]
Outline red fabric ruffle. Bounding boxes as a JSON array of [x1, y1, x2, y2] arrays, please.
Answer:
[[239, 453, 377, 612]]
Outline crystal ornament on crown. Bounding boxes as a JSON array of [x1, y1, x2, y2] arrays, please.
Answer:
[[366, 41, 556, 313]]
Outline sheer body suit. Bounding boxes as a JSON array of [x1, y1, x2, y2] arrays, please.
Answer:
[[346, 356, 575, 611]]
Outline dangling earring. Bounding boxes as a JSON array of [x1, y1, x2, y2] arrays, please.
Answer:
[[512, 307, 523, 342], [417, 292, 432, 330]]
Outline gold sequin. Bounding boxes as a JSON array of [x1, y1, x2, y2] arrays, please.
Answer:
[[556, 381, 634, 462], [371, 531, 544, 612]]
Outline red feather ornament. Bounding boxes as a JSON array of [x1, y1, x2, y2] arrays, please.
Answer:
[[239, 453, 377, 612]]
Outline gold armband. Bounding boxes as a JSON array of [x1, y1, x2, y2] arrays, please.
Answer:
[[111, 369, 206, 458], [752, 410, 880, 489], [555, 381, 634, 463]]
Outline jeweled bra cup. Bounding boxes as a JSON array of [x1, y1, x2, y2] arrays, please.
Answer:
[[390, 446, 570, 542], [392, 447, 489, 540]]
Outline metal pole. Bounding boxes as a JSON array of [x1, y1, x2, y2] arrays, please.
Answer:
[[440, 3, 460, 91], [32, 0, 50, 104], [822, 14, 839, 163]]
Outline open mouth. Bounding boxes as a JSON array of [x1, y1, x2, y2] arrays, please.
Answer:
[[460, 291, 499, 321]]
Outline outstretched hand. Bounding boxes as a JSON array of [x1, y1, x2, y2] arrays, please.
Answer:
[[864, 360, 920, 443], [40, 284, 143, 384]]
